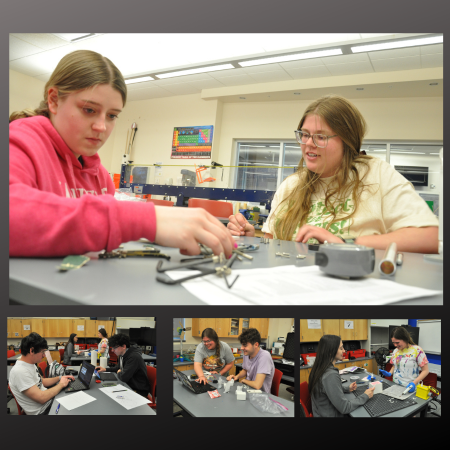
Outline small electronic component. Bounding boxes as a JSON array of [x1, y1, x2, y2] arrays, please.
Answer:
[[296, 254, 307, 259], [275, 252, 290, 258], [58, 255, 90, 272], [99, 249, 170, 260]]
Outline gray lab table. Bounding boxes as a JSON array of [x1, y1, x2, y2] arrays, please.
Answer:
[[173, 369, 294, 417], [235, 363, 294, 387], [7, 355, 21, 364], [341, 372, 431, 418], [9, 237, 443, 305], [48, 366, 155, 415]]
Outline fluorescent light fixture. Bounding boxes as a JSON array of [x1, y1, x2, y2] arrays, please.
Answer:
[[351, 35, 443, 53], [155, 63, 234, 79], [125, 76, 154, 84], [52, 33, 98, 42], [390, 151, 426, 154], [430, 153, 441, 155], [238, 48, 343, 67]]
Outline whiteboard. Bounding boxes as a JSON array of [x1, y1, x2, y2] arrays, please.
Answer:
[[417, 320, 441, 354]]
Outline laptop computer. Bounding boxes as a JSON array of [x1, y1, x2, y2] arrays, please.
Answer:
[[174, 368, 217, 394], [65, 361, 95, 393]]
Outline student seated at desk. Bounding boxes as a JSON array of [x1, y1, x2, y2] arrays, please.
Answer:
[[379, 326, 429, 393], [9, 49, 236, 259], [309, 335, 374, 418], [95, 334, 150, 398], [227, 95, 438, 254], [227, 328, 274, 393], [194, 328, 235, 385], [9, 333, 75, 415]]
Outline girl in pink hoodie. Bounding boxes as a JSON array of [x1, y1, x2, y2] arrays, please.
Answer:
[[10, 50, 235, 258]]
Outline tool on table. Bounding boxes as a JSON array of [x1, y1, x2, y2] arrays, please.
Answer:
[[396, 252, 403, 266], [99, 249, 171, 260], [379, 242, 398, 275], [314, 242, 376, 278], [260, 237, 269, 244], [156, 253, 240, 289], [58, 255, 90, 272]]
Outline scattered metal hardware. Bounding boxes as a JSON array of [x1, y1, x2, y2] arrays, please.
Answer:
[[156, 252, 239, 289], [236, 255, 243, 262], [99, 249, 171, 260], [233, 248, 253, 260], [277, 240, 281, 246], [275, 252, 290, 258], [260, 237, 270, 244], [199, 243, 214, 255], [296, 254, 307, 259], [237, 244, 260, 252]]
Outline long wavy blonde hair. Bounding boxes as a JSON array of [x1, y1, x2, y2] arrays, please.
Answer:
[[10, 50, 127, 122], [273, 95, 374, 240]]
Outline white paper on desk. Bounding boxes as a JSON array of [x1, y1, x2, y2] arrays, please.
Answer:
[[57, 391, 96, 411], [99, 385, 150, 410], [167, 265, 441, 305]]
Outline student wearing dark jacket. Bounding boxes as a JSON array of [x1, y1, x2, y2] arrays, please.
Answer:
[[96, 334, 150, 398], [309, 335, 374, 417]]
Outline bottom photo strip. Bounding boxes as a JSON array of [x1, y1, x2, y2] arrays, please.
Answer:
[[6, 317, 441, 418]]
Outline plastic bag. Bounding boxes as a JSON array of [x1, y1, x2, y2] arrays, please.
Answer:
[[114, 188, 147, 202], [248, 392, 289, 414]]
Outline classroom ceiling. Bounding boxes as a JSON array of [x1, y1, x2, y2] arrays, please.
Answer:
[[10, 33, 443, 102]]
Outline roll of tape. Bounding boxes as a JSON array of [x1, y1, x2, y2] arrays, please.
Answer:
[[350, 376, 359, 380], [100, 357, 107, 369]]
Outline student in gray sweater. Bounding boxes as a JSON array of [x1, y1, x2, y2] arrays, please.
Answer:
[[63, 333, 79, 365], [309, 335, 374, 417]]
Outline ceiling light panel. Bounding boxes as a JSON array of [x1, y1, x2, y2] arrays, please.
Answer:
[[156, 63, 235, 79], [125, 76, 154, 84], [351, 35, 443, 53], [238, 48, 343, 67]]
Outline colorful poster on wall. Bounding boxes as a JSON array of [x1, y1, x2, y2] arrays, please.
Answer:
[[171, 126, 213, 159]]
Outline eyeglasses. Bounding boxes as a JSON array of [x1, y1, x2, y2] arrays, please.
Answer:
[[294, 130, 338, 148], [202, 340, 213, 345]]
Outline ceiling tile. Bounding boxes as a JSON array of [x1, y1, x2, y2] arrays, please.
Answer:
[[322, 53, 370, 65], [9, 36, 43, 61], [161, 83, 202, 95], [279, 59, 326, 70], [209, 67, 248, 78], [241, 63, 282, 74], [211, 74, 256, 86], [421, 53, 443, 68], [153, 72, 215, 84], [371, 56, 421, 72], [11, 33, 69, 51], [326, 61, 374, 76], [420, 43, 444, 55], [368, 47, 420, 60], [285, 65, 332, 79], [248, 71, 293, 83], [9, 46, 73, 77], [190, 79, 226, 89], [126, 80, 157, 91], [127, 87, 173, 101]]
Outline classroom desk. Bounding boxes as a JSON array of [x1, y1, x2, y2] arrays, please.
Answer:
[[7, 355, 21, 364], [48, 366, 155, 415], [235, 363, 295, 387], [10, 237, 443, 305], [340, 372, 431, 418], [173, 369, 294, 417]]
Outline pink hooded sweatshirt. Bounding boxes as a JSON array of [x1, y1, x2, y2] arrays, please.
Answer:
[[9, 116, 156, 257]]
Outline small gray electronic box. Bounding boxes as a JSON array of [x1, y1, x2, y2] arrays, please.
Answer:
[[314, 243, 375, 278]]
